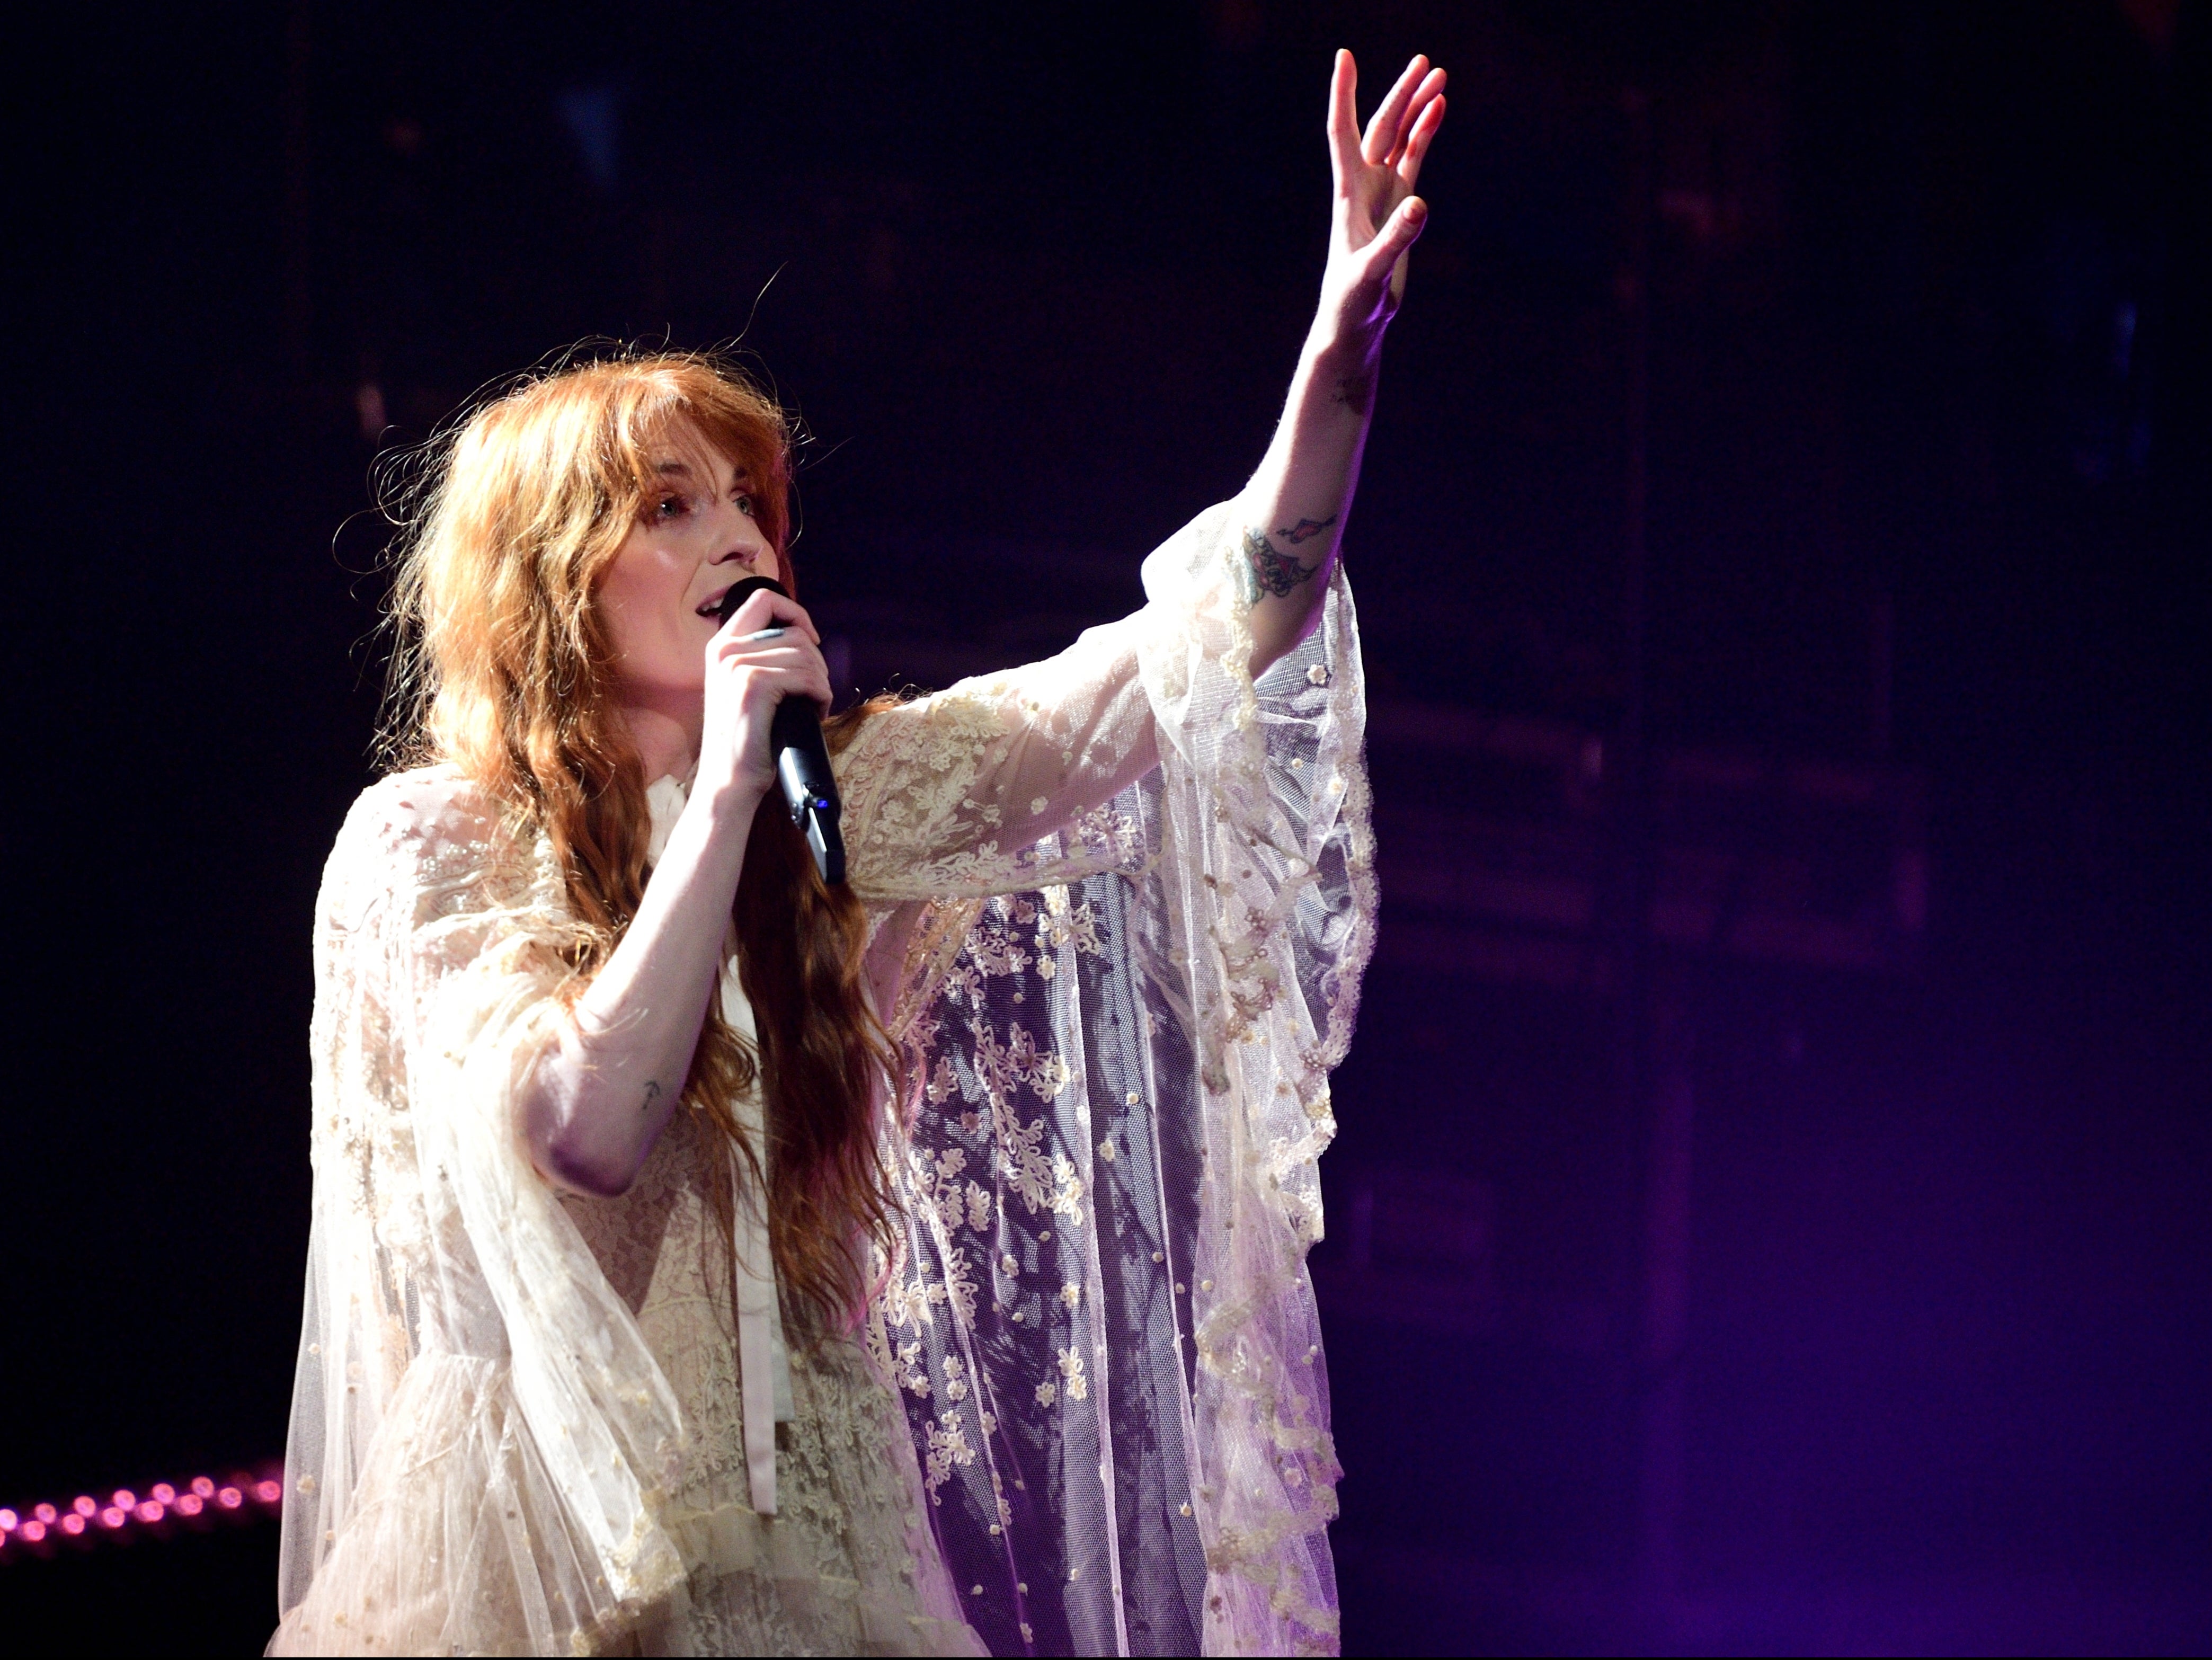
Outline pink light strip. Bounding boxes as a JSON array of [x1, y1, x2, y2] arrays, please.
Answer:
[[0, 1471, 279, 1549]]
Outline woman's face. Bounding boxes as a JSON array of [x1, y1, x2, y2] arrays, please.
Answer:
[[597, 422, 781, 698]]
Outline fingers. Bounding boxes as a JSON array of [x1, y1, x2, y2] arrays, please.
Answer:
[[1327, 49, 1361, 190], [1397, 88, 1446, 187], [1390, 70, 1446, 164], [709, 588, 831, 708], [1357, 193, 1428, 286], [1362, 54, 1429, 166], [711, 635, 833, 710], [710, 629, 820, 674]]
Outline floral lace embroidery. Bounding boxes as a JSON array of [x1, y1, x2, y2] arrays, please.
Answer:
[[845, 504, 1376, 1656]]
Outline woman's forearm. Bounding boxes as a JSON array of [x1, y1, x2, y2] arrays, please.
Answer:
[[1235, 51, 1443, 678], [1238, 328, 1379, 676], [523, 780, 761, 1195]]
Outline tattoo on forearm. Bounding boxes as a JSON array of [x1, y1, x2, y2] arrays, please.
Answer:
[[1243, 527, 1321, 598], [1275, 514, 1337, 546], [1330, 372, 1375, 417], [642, 1080, 663, 1116]]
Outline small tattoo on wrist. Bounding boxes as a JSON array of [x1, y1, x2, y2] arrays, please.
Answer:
[[642, 1080, 663, 1115], [1329, 372, 1375, 416], [1243, 527, 1320, 598], [1275, 514, 1337, 546]]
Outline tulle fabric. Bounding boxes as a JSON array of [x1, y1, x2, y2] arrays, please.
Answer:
[[272, 770, 980, 1657], [846, 503, 1374, 1657], [270, 503, 1374, 1656]]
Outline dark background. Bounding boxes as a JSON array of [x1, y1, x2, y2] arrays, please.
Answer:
[[5, 1, 2209, 1652]]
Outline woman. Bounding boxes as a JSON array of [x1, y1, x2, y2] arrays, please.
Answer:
[[272, 49, 1443, 1658]]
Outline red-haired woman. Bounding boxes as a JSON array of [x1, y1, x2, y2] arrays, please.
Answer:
[[271, 51, 1443, 1658]]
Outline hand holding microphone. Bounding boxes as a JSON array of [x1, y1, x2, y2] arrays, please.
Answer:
[[712, 575, 845, 884]]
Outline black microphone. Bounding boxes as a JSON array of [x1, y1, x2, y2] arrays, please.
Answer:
[[716, 575, 846, 885]]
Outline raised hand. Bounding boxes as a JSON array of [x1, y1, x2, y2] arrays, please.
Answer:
[[1233, 49, 1445, 676], [1320, 50, 1446, 349]]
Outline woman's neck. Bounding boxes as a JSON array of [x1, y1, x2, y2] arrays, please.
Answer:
[[616, 687, 703, 786]]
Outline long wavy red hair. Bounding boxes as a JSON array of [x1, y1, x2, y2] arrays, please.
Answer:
[[383, 348, 893, 1330]]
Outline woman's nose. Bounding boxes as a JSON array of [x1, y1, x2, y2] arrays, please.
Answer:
[[710, 523, 768, 567]]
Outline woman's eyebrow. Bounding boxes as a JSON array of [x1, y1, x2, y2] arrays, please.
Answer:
[[654, 458, 747, 493]]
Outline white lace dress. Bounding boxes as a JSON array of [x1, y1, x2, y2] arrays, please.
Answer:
[[268, 504, 1376, 1656]]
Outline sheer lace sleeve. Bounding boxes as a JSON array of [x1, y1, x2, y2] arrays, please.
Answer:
[[860, 502, 1378, 1657], [272, 771, 691, 1655], [838, 610, 1161, 904]]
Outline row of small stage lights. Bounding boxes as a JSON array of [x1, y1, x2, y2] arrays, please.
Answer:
[[1, 1474, 281, 1549]]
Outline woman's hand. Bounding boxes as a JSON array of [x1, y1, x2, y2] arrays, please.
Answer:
[[1317, 50, 1446, 355], [1236, 49, 1445, 677], [695, 587, 832, 812]]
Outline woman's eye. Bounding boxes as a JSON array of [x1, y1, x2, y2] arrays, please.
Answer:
[[735, 494, 754, 517], [655, 494, 685, 520]]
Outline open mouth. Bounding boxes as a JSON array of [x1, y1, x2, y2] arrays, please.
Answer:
[[697, 587, 736, 619]]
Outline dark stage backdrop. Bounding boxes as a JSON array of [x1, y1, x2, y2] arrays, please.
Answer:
[[6, 2, 2210, 1652]]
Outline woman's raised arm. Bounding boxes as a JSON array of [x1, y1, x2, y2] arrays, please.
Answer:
[[831, 57, 1445, 903], [1241, 49, 1445, 676]]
